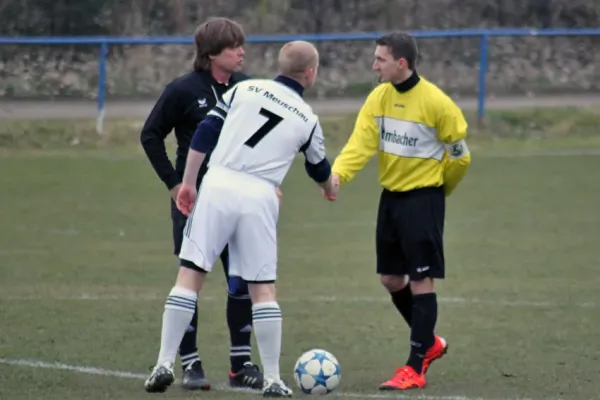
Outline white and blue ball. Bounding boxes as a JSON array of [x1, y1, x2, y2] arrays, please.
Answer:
[[293, 349, 341, 395]]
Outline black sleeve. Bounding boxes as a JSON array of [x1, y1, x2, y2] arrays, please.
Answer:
[[140, 83, 181, 190]]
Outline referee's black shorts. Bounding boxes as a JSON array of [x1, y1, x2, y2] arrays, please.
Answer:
[[170, 199, 230, 273], [375, 186, 445, 281]]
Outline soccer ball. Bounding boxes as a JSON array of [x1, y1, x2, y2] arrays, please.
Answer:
[[293, 349, 341, 395]]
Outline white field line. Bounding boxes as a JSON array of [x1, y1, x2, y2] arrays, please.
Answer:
[[0, 357, 535, 400], [1, 294, 596, 309]]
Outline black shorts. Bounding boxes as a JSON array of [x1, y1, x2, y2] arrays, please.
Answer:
[[171, 200, 229, 274], [375, 186, 445, 281]]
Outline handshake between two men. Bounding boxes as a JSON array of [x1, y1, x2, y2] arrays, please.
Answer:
[[273, 172, 339, 206]]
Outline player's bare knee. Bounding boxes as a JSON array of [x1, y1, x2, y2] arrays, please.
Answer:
[[410, 277, 435, 294], [176, 265, 207, 292], [248, 282, 276, 303], [380, 275, 408, 292]]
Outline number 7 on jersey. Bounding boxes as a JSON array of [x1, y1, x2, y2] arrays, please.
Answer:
[[245, 107, 283, 148]]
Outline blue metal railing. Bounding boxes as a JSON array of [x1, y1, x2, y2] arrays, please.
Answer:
[[1, 28, 599, 133]]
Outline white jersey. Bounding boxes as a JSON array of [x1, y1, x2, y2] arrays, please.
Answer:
[[180, 77, 330, 281], [206, 78, 327, 187]]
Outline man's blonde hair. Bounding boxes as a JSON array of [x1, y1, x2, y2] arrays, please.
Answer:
[[277, 41, 319, 79]]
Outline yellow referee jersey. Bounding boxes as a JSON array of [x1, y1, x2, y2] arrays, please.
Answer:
[[332, 74, 471, 196]]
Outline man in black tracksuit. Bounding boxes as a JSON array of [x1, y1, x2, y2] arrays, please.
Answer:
[[140, 17, 263, 391]]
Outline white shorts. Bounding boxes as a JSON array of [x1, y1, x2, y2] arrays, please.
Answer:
[[179, 167, 279, 282]]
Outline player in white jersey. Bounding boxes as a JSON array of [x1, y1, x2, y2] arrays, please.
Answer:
[[144, 41, 338, 398]]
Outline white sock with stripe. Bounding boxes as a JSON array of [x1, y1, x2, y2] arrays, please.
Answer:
[[157, 286, 198, 366], [252, 301, 282, 382], [181, 352, 199, 370]]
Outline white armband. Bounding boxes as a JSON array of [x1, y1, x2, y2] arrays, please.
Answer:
[[444, 139, 469, 160]]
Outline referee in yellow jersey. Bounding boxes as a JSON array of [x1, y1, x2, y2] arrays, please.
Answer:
[[331, 31, 471, 391]]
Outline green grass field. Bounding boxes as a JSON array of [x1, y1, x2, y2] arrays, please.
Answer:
[[0, 109, 599, 400]]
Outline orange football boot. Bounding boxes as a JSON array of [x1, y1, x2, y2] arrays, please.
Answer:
[[422, 335, 448, 374], [379, 365, 426, 391]]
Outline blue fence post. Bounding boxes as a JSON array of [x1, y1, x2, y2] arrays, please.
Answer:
[[96, 42, 108, 135], [477, 34, 488, 127]]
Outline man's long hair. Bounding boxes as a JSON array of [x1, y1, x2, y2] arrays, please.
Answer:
[[193, 17, 246, 71]]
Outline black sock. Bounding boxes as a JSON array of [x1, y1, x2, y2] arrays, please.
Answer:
[[406, 293, 437, 374], [390, 285, 413, 327], [179, 303, 200, 371], [227, 293, 253, 372]]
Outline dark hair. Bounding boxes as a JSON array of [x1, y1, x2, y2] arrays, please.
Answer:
[[193, 17, 246, 71], [375, 31, 418, 69]]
